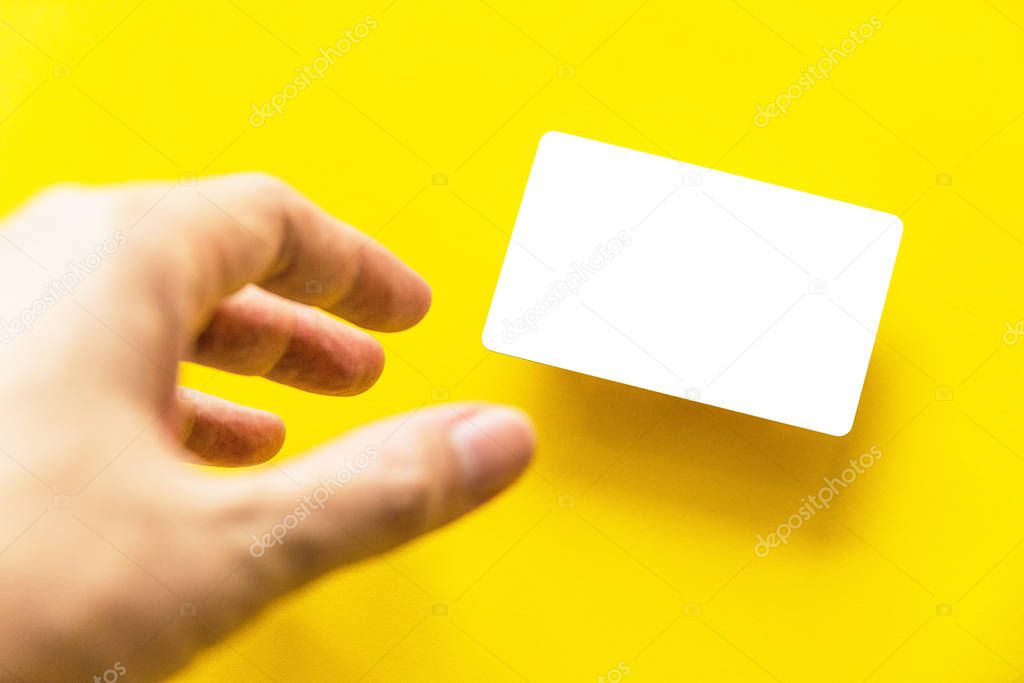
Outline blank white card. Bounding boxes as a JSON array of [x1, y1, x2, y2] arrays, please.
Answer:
[[482, 132, 902, 436]]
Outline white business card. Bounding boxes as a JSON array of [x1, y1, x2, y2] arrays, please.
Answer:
[[482, 132, 902, 436]]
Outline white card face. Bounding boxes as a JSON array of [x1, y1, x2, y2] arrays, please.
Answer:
[[482, 132, 903, 436]]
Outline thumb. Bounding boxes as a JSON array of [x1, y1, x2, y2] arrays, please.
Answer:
[[238, 403, 535, 591]]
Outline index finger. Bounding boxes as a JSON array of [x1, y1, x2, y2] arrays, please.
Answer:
[[128, 173, 431, 333]]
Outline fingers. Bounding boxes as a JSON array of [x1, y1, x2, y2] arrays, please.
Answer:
[[192, 285, 385, 396], [235, 403, 535, 587], [126, 173, 431, 333], [7, 176, 429, 414], [168, 172, 432, 329], [178, 390, 286, 467]]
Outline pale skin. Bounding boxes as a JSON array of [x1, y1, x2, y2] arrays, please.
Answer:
[[0, 174, 535, 681]]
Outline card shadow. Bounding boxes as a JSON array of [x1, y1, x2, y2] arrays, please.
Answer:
[[520, 353, 900, 550]]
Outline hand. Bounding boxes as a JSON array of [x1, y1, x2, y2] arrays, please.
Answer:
[[0, 174, 535, 681]]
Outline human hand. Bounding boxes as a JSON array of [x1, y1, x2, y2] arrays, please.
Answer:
[[0, 174, 535, 681]]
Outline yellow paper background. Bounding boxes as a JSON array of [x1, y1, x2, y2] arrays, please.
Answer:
[[2, 1, 1024, 680]]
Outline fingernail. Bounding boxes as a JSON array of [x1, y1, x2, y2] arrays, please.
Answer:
[[450, 407, 535, 500]]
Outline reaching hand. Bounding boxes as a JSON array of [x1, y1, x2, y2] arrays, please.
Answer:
[[0, 173, 535, 681]]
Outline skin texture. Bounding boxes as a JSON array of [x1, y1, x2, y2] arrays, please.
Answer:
[[0, 174, 536, 681]]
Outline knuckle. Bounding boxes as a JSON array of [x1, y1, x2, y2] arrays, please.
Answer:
[[378, 465, 433, 534], [213, 172, 302, 228], [231, 171, 290, 199], [313, 342, 384, 396]]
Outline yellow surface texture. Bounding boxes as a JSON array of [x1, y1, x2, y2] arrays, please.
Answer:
[[2, 1, 1024, 681]]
